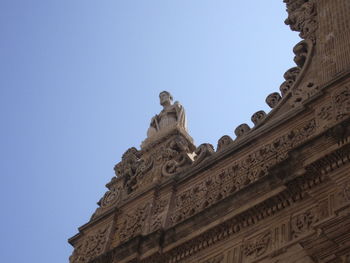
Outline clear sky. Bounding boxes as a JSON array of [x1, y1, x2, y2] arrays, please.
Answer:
[[0, 1, 300, 262]]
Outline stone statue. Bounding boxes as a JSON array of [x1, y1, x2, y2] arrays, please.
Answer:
[[147, 91, 187, 138]]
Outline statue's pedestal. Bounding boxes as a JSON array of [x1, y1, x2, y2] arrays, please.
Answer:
[[141, 124, 195, 152]]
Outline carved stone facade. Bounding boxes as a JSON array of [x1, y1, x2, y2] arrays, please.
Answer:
[[69, 1, 350, 262]]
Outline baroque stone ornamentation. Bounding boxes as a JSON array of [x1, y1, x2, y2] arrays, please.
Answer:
[[217, 135, 234, 152], [193, 143, 215, 166], [243, 231, 272, 258], [115, 202, 150, 243], [291, 208, 319, 238], [150, 198, 168, 232], [91, 181, 123, 220], [70, 225, 111, 263], [234, 123, 251, 138], [284, 0, 318, 43], [251, 110, 267, 126], [291, 81, 318, 106], [169, 119, 317, 226], [293, 40, 309, 68], [280, 67, 301, 96], [70, 3, 350, 262], [266, 92, 282, 108], [159, 135, 194, 177]]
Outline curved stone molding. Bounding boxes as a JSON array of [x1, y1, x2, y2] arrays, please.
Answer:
[[234, 123, 251, 138], [293, 40, 309, 68], [251, 110, 267, 126], [193, 143, 215, 166], [280, 67, 301, 96], [266, 92, 282, 108], [216, 135, 234, 152]]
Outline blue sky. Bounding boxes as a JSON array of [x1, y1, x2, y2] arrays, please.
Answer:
[[0, 1, 300, 262]]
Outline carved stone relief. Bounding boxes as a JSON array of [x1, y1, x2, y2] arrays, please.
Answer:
[[243, 231, 272, 260], [150, 198, 169, 232], [193, 143, 215, 166], [115, 202, 150, 243], [316, 86, 350, 134], [291, 207, 319, 238], [70, 225, 112, 263], [170, 119, 317, 226], [284, 0, 318, 43]]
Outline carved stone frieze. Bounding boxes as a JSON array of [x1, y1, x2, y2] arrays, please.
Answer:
[[150, 198, 169, 232], [316, 87, 350, 140], [70, 225, 112, 263], [170, 119, 317, 226], [115, 202, 150, 243]]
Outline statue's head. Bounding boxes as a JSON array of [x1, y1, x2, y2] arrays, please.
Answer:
[[159, 91, 173, 106]]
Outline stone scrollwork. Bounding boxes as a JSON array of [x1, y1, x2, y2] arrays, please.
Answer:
[[114, 147, 153, 194], [91, 182, 123, 220], [193, 143, 215, 166], [280, 67, 301, 96], [280, 40, 312, 101], [160, 136, 194, 177], [284, 0, 318, 43]]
